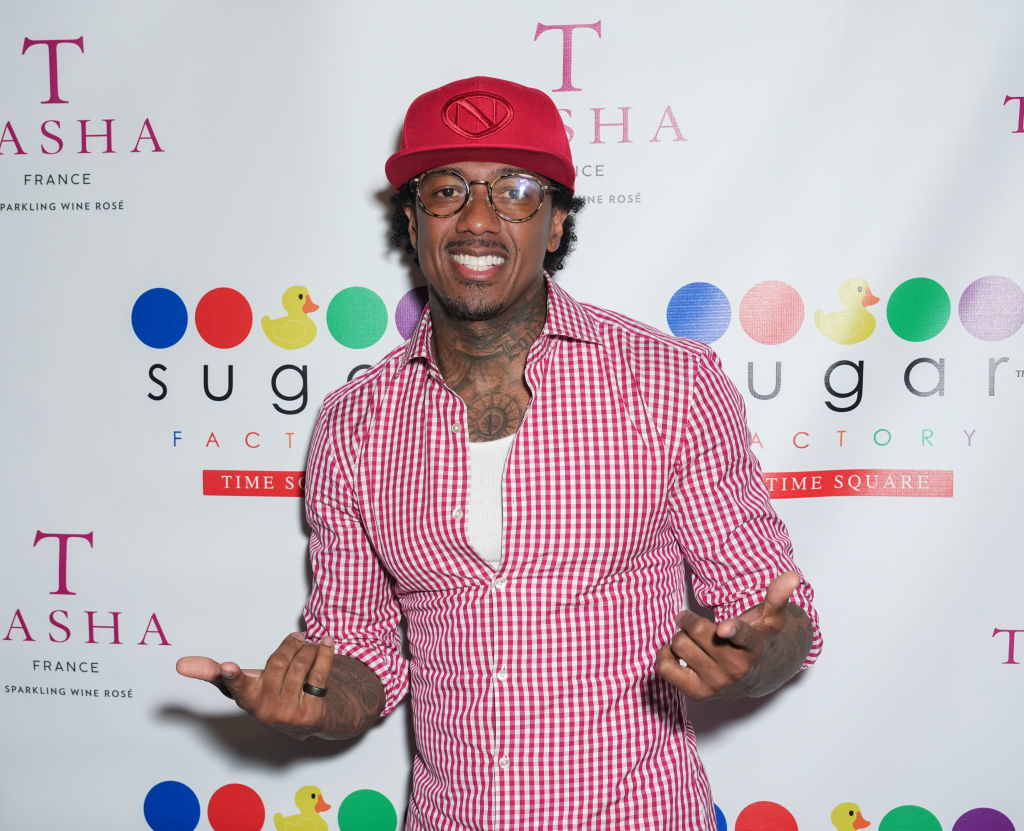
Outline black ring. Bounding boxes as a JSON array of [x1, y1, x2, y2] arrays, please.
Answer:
[[302, 681, 328, 698]]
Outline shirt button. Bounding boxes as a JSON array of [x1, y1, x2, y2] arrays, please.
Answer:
[[451, 423, 463, 434], [451, 508, 463, 520], [495, 668, 508, 682], [498, 755, 510, 770], [492, 576, 507, 589]]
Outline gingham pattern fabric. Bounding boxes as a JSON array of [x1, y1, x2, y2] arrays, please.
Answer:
[[303, 279, 821, 831]]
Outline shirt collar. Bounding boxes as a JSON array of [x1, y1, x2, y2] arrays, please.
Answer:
[[399, 276, 602, 370]]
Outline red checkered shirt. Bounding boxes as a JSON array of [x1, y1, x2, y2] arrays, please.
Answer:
[[304, 279, 822, 830]]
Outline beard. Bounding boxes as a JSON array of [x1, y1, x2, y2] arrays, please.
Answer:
[[428, 282, 507, 322]]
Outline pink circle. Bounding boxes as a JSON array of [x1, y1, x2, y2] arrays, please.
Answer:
[[195, 287, 253, 348], [207, 783, 265, 831], [739, 281, 804, 345]]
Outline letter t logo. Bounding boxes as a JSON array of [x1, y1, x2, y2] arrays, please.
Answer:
[[34, 530, 94, 595], [22, 36, 85, 104], [534, 22, 602, 92]]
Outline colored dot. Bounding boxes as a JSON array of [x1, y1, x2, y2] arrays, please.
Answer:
[[666, 282, 731, 343], [337, 789, 398, 831], [143, 781, 201, 831], [953, 808, 1016, 831], [738, 280, 804, 345], [396, 286, 429, 340], [734, 801, 797, 831], [208, 784, 265, 831], [326, 287, 388, 348], [195, 287, 253, 349], [886, 277, 951, 341], [879, 805, 943, 831], [714, 803, 728, 831], [132, 288, 188, 349], [958, 275, 1024, 341]]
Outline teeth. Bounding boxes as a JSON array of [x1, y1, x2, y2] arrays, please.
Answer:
[[452, 253, 504, 271]]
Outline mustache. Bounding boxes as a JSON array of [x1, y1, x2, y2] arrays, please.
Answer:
[[445, 239, 509, 255]]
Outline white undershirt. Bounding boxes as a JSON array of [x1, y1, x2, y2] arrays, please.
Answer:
[[466, 433, 516, 569]]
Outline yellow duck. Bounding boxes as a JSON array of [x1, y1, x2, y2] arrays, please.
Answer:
[[262, 286, 320, 349], [273, 785, 331, 831], [814, 278, 881, 345], [831, 802, 871, 831]]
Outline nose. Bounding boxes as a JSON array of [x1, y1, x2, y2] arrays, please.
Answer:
[[455, 181, 501, 235]]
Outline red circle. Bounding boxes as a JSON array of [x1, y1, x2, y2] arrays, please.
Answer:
[[195, 287, 253, 348], [735, 801, 798, 831], [207, 783, 265, 831]]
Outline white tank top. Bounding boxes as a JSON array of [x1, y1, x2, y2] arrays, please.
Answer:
[[466, 433, 516, 569]]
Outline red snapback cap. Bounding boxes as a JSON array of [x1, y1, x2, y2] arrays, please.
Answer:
[[385, 76, 575, 192]]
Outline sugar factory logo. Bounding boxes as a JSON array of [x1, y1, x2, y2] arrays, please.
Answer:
[[666, 275, 1024, 412], [443, 92, 513, 138], [4, 532, 169, 654], [131, 285, 425, 414]]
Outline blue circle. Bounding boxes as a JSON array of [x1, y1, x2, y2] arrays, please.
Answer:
[[143, 781, 200, 831], [714, 803, 728, 830], [132, 288, 188, 348], [667, 282, 731, 343]]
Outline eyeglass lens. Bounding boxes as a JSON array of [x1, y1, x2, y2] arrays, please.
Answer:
[[418, 172, 544, 220]]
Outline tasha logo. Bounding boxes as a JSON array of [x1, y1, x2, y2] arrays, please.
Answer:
[[1, 35, 163, 155]]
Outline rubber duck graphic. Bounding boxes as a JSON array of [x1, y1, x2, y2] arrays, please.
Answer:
[[831, 802, 871, 831], [273, 785, 331, 831], [262, 286, 320, 349], [814, 278, 881, 344]]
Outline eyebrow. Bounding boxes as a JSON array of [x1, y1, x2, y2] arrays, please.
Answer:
[[434, 166, 528, 179]]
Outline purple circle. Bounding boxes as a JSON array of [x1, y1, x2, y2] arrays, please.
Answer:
[[958, 275, 1024, 341], [395, 287, 429, 340], [953, 808, 1015, 831]]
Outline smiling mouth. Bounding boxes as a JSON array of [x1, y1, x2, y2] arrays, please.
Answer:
[[450, 252, 506, 272]]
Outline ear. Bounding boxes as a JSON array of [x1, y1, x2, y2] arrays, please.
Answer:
[[404, 204, 418, 248], [546, 206, 569, 253]]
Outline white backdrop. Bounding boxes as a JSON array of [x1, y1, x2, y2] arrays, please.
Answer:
[[2, 2, 1022, 829]]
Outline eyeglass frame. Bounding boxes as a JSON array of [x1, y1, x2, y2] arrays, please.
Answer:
[[411, 168, 554, 223]]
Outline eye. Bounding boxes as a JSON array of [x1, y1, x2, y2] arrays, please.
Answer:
[[298, 294, 304, 299]]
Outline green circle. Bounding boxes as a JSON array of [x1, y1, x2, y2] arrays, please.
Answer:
[[878, 805, 942, 831], [886, 277, 950, 342], [326, 287, 388, 349], [337, 789, 398, 831]]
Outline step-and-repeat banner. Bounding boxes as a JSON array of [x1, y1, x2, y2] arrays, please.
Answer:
[[3, 2, 1022, 829]]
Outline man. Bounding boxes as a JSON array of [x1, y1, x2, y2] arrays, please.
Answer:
[[179, 76, 821, 830]]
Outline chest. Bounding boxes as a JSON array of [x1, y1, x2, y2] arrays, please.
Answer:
[[354, 352, 677, 589]]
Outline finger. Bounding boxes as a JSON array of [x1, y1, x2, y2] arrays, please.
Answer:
[[655, 645, 716, 700], [260, 634, 312, 694], [673, 611, 719, 653], [176, 656, 221, 682], [281, 640, 321, 700], [219, 661, 261, 702], [714, 619, 765, 654], [764, 570, 802, 613], [303, 636, 335, 695]]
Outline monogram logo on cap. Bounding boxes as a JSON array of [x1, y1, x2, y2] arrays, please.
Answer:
[[442, 92, 513, 138]]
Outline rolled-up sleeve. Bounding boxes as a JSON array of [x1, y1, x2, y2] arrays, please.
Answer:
[[671, 348, 822, 669], [302, 403, 410, 716]]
